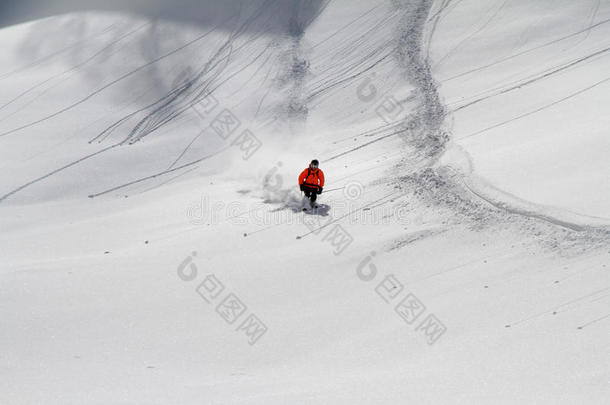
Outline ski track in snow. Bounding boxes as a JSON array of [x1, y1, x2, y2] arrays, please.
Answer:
[[404, 0, 610, 252]]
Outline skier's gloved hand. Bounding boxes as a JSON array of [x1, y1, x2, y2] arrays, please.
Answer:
[[317, 187, 323, 194], [299, 184, 305, 191]]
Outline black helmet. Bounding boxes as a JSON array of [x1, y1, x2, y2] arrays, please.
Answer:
[[310, 159, 319, 167]]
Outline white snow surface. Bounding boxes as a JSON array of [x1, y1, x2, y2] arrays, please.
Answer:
[[1, 1, 609, 404], [433, 0, 610, 221]]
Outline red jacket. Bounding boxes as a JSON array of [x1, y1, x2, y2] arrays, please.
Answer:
[[298, 167, 325, 189]]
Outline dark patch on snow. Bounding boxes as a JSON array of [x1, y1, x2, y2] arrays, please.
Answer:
[[387, 228, 446, 251], [298, 203, 331, 216]]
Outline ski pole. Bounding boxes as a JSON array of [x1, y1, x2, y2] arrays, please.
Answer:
[[322, 187, 344, 193]]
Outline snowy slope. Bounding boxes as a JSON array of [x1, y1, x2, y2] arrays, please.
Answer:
[[431, 0, 610, 220], [1, 1, 609, 404]]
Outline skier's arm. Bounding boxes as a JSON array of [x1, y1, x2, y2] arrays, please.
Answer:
[[318, 170, 325, 188], [298, 169, 307, 185]]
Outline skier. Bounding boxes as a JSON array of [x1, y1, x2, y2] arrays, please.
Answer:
[[298, 159, 325, 209]]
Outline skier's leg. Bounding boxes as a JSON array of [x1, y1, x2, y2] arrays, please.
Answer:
[[302, 186, 316, 207], [310, 190, 317, 204], [301, 188, 311, 208]]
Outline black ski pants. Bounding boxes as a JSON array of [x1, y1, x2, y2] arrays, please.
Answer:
[[301, 185, 319, 203]]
